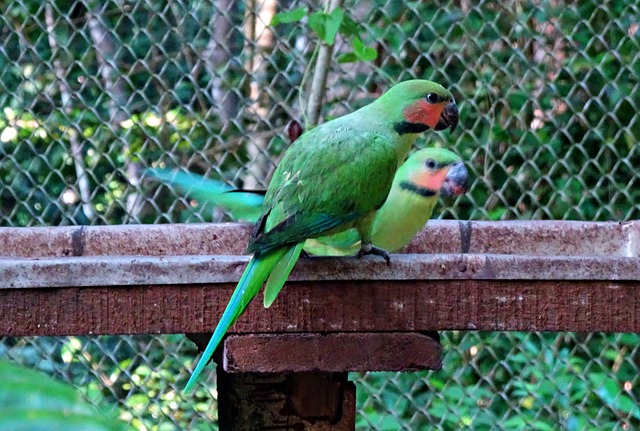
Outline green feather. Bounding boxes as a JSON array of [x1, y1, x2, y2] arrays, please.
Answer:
[[158, 147, 463, 258], [263, 242, 305, 308], [146, 168, 232, 195], [183, 247, 288, 394], [250, 131, 398, 253], [145, 168, 262, 221]]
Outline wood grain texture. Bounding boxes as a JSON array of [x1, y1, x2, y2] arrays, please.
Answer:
[[217, 370, 355, 431], [2, 279, 639, 337], [2, 220, 637, 258], [3, 253, 640, 289], [221, 332, 442, 373]]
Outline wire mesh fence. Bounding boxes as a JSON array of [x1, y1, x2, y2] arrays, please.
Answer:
[[1, 0, 639, 429]]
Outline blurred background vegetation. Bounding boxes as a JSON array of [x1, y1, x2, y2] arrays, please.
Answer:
[[0, 0, 639, 429]]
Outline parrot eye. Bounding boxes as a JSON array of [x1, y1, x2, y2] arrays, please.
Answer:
[[424, 159, 437, 169], [425, 93, 439, 104]]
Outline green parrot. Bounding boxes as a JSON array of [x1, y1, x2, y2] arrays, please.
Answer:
[[305, 147, 468, 255], [184, 80, 458, 392], [148, 147, 468, 255]]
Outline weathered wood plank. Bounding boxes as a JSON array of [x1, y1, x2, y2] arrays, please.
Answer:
[[220, 332, 442, 373], [217, 370, 356, 431], [2, 279, 639, 336], [1, 220, 637, 258], [1, 221, 638, 338], [2, 254, 640, 289]]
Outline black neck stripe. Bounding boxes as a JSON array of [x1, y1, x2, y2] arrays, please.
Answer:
[[394, 121, 430, 135], [399, 180, 437, 197]]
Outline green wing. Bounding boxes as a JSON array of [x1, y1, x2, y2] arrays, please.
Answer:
[[248, 127, 398, 253]]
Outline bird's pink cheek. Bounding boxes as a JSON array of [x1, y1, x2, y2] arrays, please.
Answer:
[[411, 169, 448, 191], [403, 100, 444, 128]]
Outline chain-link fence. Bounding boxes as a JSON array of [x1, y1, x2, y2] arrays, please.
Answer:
[[1, 0, 639, 429]]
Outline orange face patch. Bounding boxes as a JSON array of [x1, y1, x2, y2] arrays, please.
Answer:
[[410, 165, 449, 192], [403, 100, 445, 129]]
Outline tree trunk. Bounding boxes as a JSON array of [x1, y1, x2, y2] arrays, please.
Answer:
[[242, 0, 277, 189], [204, 0, 244, 122], [86, 2, 143, 221], [44, 2, 95, 223]]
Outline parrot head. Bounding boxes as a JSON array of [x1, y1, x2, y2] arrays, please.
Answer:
[[379, 80, 459, 135], [398, 148, 468, 198]]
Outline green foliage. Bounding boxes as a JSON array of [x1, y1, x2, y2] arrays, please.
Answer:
[[270, 7, 307, 25], [1, 335, 218, 431], [0, 359, 131, 431], [353, 332, 640, 430], [359, 0, 640, 222], [272, 6, 378, 63]]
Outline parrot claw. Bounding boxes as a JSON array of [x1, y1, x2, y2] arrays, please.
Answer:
[[356, 244, 391, 265]]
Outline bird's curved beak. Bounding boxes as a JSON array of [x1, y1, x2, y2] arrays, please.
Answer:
[[441, 161, 469, 197], [434, 100, 459, 132]]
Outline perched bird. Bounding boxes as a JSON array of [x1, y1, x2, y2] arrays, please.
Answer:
[[306, 147, 468, 255], [184, 80, 458, 392], [148, 147, 468, 255]]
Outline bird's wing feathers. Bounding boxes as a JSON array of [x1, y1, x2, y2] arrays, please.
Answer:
[[263, 242, 305, 308], [248, 128, 397, 253], [249, 212, 361, 252]]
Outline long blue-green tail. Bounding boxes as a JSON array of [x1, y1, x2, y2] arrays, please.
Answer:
[[183, 247, 289, 394], [146, 168, 263, 221]]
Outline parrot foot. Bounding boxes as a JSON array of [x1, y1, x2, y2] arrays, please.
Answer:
[[356, 244, 391, 265]]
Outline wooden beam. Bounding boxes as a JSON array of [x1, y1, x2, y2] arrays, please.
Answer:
[[0, 221, 638, 338], [2, 253, 640, 289], [2, 279, 640, 336], [1, 220, 637, 258], [219, 332, 442, 373]]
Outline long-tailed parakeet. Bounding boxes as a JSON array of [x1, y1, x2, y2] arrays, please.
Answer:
[[184, 80, 458, 392], [148, 147, 468, 255]]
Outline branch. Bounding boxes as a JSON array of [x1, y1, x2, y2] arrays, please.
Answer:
[[303, 0, 344, 129]]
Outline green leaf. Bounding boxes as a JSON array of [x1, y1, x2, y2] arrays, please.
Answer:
[[507, 91, 528, 111], [352, 37, 378, 61], [0, 410, 126, 431], [0, 361, 130, 431], [307, 11, 326, 42], [339, 15, 360, 37], [308, 8, 343, 45], [337, 52, 359, 63], [324, 7, 344, 45], [502, 416, 527, 428], [271, 7, 306, 26]]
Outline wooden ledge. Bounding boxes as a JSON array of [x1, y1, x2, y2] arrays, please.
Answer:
[[0, 221, 639, 338], [1, 220, 638, 258], [187, 332, 441, 373]]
